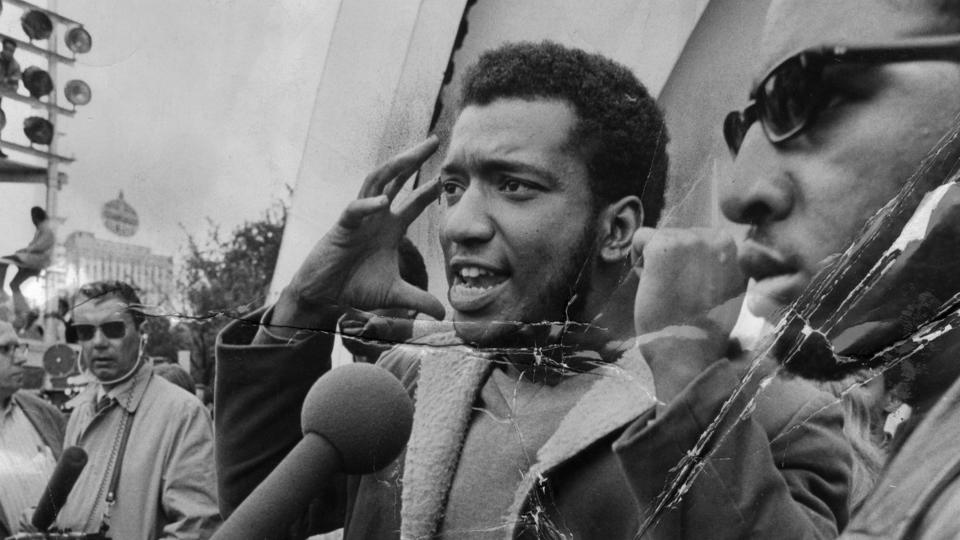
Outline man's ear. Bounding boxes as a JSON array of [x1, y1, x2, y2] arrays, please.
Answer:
[[598, 195, 642, 264]]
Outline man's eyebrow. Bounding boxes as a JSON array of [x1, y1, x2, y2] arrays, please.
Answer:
[[440, 162, 467, 177]]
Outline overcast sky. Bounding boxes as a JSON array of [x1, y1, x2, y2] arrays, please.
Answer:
[[0, 0, 331, 258]]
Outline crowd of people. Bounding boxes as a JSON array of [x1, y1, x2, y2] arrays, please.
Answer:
[[2, 0, 960, 538]]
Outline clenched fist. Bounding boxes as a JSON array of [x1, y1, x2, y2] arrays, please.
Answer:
[[631, 227, 747, 401]]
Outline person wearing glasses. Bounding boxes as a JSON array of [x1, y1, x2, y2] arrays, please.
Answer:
[[626, 0, 960, 538], [0, 320, 65, 537], [50, 281, 220, 539]]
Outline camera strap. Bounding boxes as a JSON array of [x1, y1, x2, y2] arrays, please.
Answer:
[[96, 408, 134, 537]]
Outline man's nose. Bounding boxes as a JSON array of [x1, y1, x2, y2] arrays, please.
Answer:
[[441, 185, 495, 246], [720, 125, 794, 226], [91, 327, 111, 347]]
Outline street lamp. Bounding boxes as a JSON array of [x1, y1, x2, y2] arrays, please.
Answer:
[[23, 116, 53, 145], [22, 66, 53, 98], [65, 26, 91, 54], [21, 10, 52, 41], [64, 79, 90, 106]]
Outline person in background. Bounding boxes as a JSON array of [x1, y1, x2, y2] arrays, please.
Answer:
[[0, 207, 56, 328], [0, 320, 64, 537], [53, 281, 220, 539], [153, 362, 197, 395]]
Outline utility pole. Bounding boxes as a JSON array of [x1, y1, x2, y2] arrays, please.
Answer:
[[43, 0, 60, 344]]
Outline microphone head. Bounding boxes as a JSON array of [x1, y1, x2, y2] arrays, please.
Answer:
[[60, 446, 88, 468], [302, 363, 414, 474]]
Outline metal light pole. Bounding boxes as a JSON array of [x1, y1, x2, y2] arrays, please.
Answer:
[[42, 0, 60, 344]]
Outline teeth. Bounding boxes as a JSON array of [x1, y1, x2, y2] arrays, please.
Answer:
[[456, 282, 494, 291], [458, 266, 492, 279]]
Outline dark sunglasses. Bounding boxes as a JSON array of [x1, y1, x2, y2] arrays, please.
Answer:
[[74, 321, 129, 341], [723, 34, 960, 154]]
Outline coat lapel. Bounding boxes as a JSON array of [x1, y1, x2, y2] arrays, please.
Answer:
[[400, 335, 492, 540], [503, 346, 656, 537], [399, 337, 656, 540]]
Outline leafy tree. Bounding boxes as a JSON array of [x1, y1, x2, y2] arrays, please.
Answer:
[[179, 202, 287, 387], [141, 314, 186, 362]]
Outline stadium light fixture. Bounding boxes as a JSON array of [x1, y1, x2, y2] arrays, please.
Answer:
[[21, 10, 53, 41]]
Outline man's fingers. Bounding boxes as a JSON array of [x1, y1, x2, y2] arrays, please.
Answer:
[[630, 227, 657, 268], [339, 195, 389, 229], [398, 176, 442, 225], [709, 292, 746, 333], [382, 167, 424, 203], [358, 136, 440, 199], [391, 282, 446, 321], [382, 177, 404, 202]]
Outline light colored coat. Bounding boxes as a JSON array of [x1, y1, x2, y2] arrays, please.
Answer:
[[58, 365, 221, 539]]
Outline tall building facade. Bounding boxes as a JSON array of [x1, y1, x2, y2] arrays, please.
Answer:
[[54, 231, 175, 310]]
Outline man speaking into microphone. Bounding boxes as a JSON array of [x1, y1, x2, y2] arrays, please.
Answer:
[[216, 41, 851, 539]]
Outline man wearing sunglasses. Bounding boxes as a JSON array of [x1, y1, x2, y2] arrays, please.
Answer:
[[0, 320, 65, 537], [628, 0, 960, 538], [51, 281, 220, 539]]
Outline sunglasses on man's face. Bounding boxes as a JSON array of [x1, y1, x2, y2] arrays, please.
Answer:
[[723, 35, 960, 155], [74, 321, 128, 341]]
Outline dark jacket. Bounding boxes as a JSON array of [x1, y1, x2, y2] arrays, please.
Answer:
[[0, 391, 66, 537], [618, 358, 852, 539], [215, 310, 852, 539], [12, 391, 65, 458]]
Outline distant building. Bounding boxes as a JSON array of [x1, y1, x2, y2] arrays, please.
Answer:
[[53, 231, 175, 310]]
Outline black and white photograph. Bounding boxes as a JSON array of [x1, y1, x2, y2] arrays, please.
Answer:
[[0, 0, 958, 538]]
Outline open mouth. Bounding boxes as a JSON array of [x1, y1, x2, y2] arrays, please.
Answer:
[[448, 262, 509, 314]]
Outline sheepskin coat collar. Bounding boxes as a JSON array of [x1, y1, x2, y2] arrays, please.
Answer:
[[396, 335, 656, 539]]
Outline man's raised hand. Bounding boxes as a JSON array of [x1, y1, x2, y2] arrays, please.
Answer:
[[274, 137, 446, 330]]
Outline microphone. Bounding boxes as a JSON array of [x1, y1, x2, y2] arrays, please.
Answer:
[[32, 446, 88, 532], [212, 363, 414, 540]]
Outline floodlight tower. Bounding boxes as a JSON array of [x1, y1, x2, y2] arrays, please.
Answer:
[[5, 0, 91, 217], [1, 0, 91, 342]]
